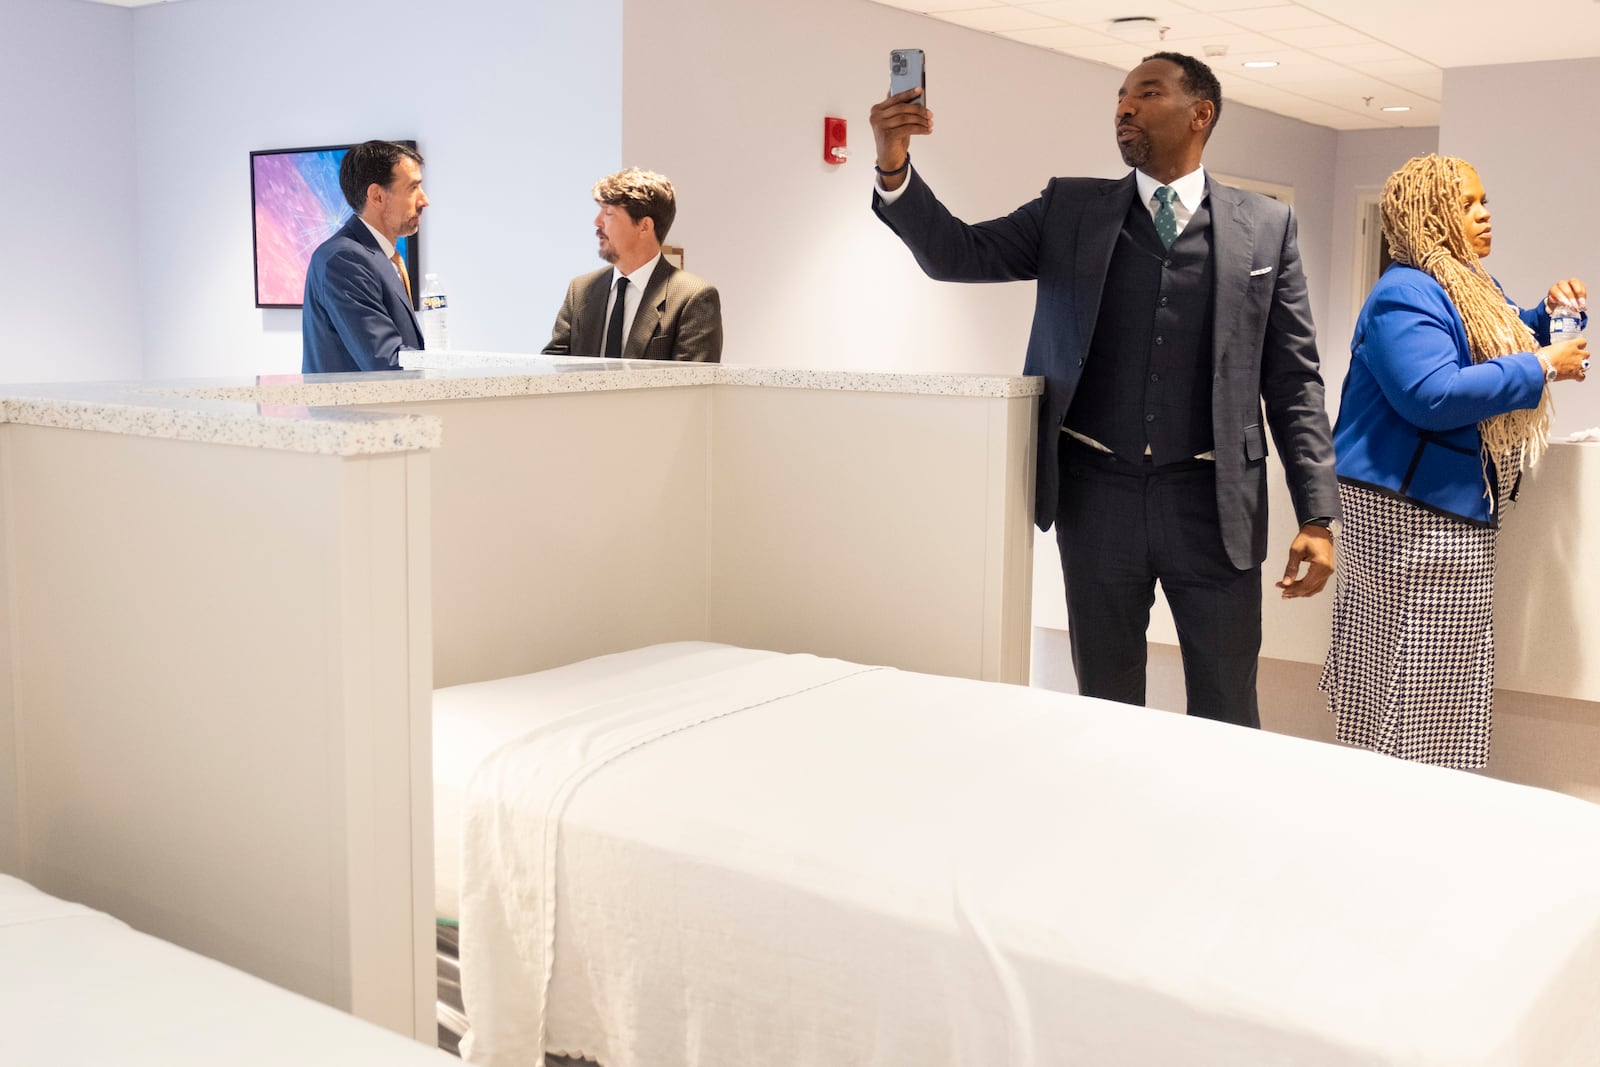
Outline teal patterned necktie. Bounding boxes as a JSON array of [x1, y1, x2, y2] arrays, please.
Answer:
[[1153, 185, 1178, 248]]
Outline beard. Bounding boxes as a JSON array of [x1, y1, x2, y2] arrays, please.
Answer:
[[596, 235, 619, 264], [1118, 131, 1151, 169]]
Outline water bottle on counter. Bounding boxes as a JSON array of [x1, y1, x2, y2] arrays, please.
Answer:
[[420, 272, 450, 350], [1551, 302, 1584, 342]]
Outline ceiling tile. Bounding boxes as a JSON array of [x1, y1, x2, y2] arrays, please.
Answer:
[[1309, 41, 1416, 65], [864, 0, 1573, 132], [870, 0, 1008, 13], [1213, 5, 1340, 31], [1015, 0, 1193, 25], [1236, 52, 1360, 84], [1266, 24, 1384, 49], [934, 6, 1064, 31], [1341, 56, 1438, 78], [1143, 30, 1284, 56], [1056, 40, 1158, 69], [1002, 24, 1121, 49], [1169, 0, 1302, 10]]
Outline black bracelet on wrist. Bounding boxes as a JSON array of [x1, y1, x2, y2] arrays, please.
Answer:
[[874, 156, 910, 178]]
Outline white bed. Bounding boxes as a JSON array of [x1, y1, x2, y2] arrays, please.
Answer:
[[433, 642, 1600, 1067], [0, 874, 457, 1066]]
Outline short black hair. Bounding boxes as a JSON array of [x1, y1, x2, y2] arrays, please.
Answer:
[[339, 140, 424, 214], [1144, 51, 1223, 135]]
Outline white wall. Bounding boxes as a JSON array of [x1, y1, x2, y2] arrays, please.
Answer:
[[131, 0, 622, 379], [1445, 59, 1600, 437], [624, 0, 1354, 377], [9, 0, 1429, 388], [621, 0, 1426, 665], [1, 0, 141, 385]]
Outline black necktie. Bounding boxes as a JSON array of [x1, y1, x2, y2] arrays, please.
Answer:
[[604, 276, 629, 358]]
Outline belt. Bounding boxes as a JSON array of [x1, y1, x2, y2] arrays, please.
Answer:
[[1061, 425, 1215, 462]]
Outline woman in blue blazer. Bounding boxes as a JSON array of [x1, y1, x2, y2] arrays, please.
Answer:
[[1321, 154, 1589, 768]]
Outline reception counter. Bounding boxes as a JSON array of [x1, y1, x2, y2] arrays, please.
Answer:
[[0, 356, 1039, 1041]]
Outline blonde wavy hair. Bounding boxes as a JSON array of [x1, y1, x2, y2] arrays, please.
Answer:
[[1381, 154, 1549, 491]]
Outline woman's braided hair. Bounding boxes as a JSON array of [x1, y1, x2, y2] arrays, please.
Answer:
[[1381, 154, 1549, 492]]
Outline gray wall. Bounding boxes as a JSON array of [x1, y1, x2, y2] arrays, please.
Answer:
[[625, 0, 1364, 378], [1446, 58, 1600, 436], [1324, 126, 1442, 406], [3, 0, 140, 384], [6, 0, 1441, 388], [130, 0, 621, 379]]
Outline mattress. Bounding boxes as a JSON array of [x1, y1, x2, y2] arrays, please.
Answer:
[[0, 874, 456, 1066], [438, 642, 1600, 1067]]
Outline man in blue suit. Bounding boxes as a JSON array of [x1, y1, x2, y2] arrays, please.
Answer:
[[302, 141, 427, 373], [870, 52, 1339, 728]]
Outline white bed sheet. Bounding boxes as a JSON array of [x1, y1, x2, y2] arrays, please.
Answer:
[[0, 874, 456, 1066], [443, 643, 1600, 1067], [433, 641, 776, 922]]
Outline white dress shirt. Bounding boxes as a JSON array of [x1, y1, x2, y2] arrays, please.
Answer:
[[603, 253, 662, 355], [1133, 165, 1206, 239], [358, 217, 407, 290]]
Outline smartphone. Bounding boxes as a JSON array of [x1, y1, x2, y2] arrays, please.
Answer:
[[889, 48, 926, 107]]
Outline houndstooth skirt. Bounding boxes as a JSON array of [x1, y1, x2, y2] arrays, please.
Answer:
[[1318, 481, 1501, 769]]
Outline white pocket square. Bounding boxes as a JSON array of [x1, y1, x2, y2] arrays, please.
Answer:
[[1249, 266, 1273, 277]]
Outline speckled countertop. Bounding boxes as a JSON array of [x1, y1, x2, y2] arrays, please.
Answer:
[[0, 353, 1041, 457]]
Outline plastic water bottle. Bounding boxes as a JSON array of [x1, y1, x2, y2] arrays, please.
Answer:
[[420, 273, 450, 350], [1551, 302, 1584, 342]]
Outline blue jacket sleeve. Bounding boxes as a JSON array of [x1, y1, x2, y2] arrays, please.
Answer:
[[1359, 277, 1545, 431]]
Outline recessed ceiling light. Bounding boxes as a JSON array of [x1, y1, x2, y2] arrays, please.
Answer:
[[1241, 60, 1278, 69], [1381, 105, 1411, 112]]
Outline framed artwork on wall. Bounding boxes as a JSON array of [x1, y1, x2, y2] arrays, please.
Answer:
[[249, 141, 420, 309]]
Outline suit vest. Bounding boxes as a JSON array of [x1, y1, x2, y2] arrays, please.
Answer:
[[1065, 194, 1216, 464]]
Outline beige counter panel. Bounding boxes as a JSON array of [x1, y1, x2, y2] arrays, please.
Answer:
[[0, 359, 1039, 1042], [1498, 443, 1600, 700], [400, 389, 715, 691], [708, 387, 1035, 682], [0, 425, 433, 1037]]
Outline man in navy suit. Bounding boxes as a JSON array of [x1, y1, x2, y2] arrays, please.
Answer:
[[302, 140, 427, 373], [870, 52, 1339, 728]]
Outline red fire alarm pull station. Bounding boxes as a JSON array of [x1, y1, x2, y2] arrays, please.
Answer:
[[824, 117, 848, 164]]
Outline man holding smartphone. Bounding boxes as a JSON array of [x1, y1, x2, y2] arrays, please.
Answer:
[[868, 51, 1338, 730]]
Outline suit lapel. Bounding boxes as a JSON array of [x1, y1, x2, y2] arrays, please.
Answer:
[[1074, 175, 1138, 348], [626, 259, 676, 357], [577, 270, 613, 355], [1207, 177, 1255, 366], [344, 216, 422, 341]]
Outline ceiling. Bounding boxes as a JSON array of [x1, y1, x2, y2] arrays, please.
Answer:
[[70, 0, 1600, 130], [868, 0, 1600, 130]]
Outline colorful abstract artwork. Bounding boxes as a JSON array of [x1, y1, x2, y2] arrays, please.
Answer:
[[250, 144, 416, 308]]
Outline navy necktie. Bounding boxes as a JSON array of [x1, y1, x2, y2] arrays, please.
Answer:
[[604, 275, 629, 358], [1153, 186, 1178, 249]]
